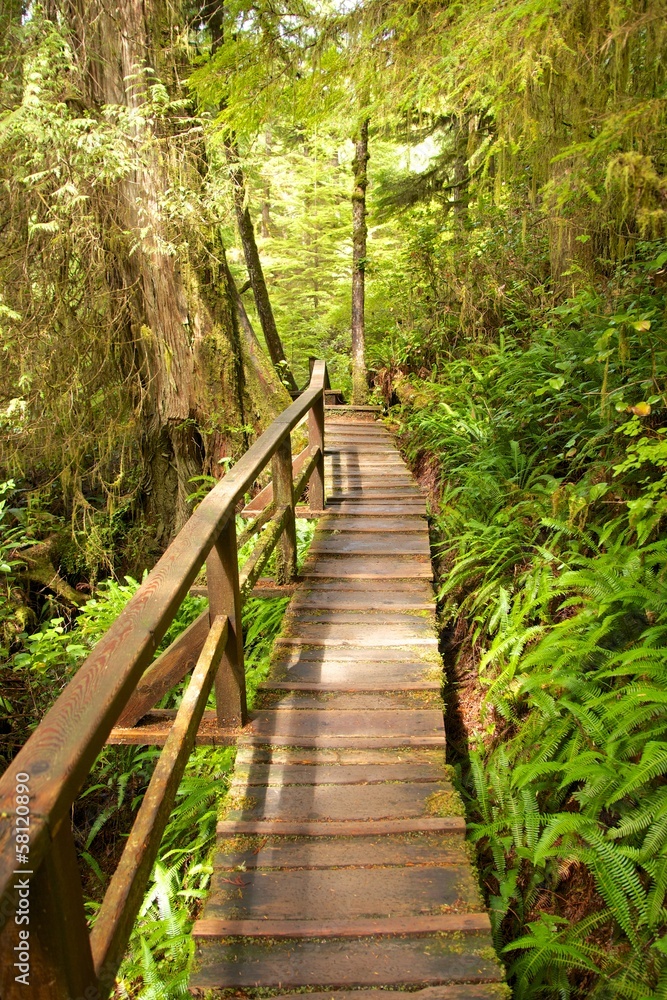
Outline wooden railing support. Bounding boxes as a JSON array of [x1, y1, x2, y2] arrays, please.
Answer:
[[309, 389, 325, 512], [272, 436, 298, 584], [0, 821, 96, 1000], [207, 520, 247, 727]]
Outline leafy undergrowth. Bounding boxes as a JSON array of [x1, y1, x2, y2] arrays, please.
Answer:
[[381, 250, 667, 999], [1, 514, 313, 997]]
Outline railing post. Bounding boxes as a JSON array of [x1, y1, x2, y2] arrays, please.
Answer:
[[272, 435, 298, 584], [0, 821, 97, 1000], [207, 517, 247, 727], [309, 389, 325, 512]]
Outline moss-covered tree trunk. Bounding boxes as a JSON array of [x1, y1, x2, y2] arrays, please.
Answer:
[[351, 118, 369, 405], [60, 0, 287, 546]]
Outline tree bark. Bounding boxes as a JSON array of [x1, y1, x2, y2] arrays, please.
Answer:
[[226, 145, 299, 393], [351, 118, 370, 405], [59, 0, 278, 546], [224, 253, 290, 408]]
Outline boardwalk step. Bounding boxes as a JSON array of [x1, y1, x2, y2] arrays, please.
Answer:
[[199, 865, 484, 922], [302, 556, 432, 579], [190, 932, 502, 989], [241, 709, 444, 746], [194, 914, 490, 938], [231, 760, 449, 785], [310, 534, 430, 555], [266, 987, 508, 1000], [216, 818, 466, 836], [270, 659, 440, 688], [211, 832, 469, 871], [223, 781, 455, 823], [252, 691, 441, 711]]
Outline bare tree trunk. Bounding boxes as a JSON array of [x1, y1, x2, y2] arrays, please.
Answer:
[[351, 118, 370, 405], [224, 253, 290, 408], [226, 146, 299, 393]]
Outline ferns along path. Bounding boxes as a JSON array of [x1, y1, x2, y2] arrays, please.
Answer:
[[0, 370, 505, 998]]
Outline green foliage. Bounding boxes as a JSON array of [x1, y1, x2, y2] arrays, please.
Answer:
[[389, 250, 667, 997]]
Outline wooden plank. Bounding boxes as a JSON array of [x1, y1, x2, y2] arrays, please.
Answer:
[[302, 556, 432, 580], [233, 746, 448, 766], [194, 914, 491, 939], [190, 931, 502, 988], [212, 833, 469, 871], [90, 617, 228, 981], [315, 516, 427, 533], [252, 691, 440, 711], [107, 708, 238, 746], [310, 534, 431, 556], [243, 709, 444, 740], [273, 644, 438, 662], [269, 659, 439, 688], [216, 818, 466, 836], [232, 761, 449, 785], [237, 735, 447, 748], [267, 987, 506, 1000], [222, 781, 450, 823], [258, 681, 441, 692], [274, 630, 437, 647], [201, 867, 482, 922], [286, 610, 436, 626]]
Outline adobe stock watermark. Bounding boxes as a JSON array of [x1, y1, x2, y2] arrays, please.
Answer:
[[12, 771, 32, 987]]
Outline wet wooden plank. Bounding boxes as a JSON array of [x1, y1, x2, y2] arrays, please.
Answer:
[[212, 833, 469, 871], [316, 516, 427, 532], [202, 866, 482, 922], [269, 987, 506, 1000], [234, 746, 448, 766], [258, 681, 441, 692], [302, 556, 432, 580], [253, 690, 441, 711], [194, 913, 490, 939], [269, 659, 439, 688], [323, 503, 428, 516], [275, 626, 437, 647], [273, 644, 438, 662], [310, 534, 430, 555], [243, 709, 444, 741], [232, 760, 448, 785], [190, 931, 502, 988], [223, 781, 449, 823], [286, 611, 436, 626], [107, 709, 238, 746], [216, 818, 466, 836]]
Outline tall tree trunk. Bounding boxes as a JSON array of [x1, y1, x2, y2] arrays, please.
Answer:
[[351, 118, 370, 405], [226, 145, 299, 393], [61, 0, 279, 546], [224, 253, 290, 408]]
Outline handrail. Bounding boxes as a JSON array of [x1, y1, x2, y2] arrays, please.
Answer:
[[0, 360, 329, 1000]]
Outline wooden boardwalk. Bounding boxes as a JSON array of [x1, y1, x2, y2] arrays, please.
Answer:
[[190, 412, 505, 997]]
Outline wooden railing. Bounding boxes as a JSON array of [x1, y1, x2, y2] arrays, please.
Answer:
[[0, 361, 329, 1000]]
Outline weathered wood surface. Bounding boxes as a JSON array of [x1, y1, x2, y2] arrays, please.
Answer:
[[191, 410, 504, 997], [0, 364, 331, 1000]]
